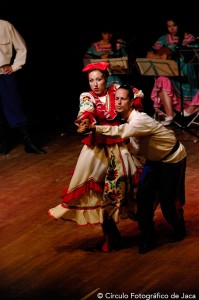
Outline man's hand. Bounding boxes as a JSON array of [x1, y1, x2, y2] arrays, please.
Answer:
[[77, 119, 96, 134], [2, 65, 13, 74]]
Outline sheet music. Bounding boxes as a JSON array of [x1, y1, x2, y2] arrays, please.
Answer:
[[135, 58, 180, 76], [90, 57, 129, 74]]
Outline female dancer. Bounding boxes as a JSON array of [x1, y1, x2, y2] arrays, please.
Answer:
[[48, 62, 144, 252]]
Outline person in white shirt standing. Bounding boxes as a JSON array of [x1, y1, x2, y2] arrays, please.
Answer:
[[0, 19, 46, 154]]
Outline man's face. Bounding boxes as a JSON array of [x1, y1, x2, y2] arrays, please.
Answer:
[[115, 88, 133, 118]]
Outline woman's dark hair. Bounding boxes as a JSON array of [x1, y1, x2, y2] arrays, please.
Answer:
[[117, 84, 134, 100], [165, 15, 186, 47], [101, 25, 113, 34], [100, 69, 109, 79], [101, 25, 117, 53]]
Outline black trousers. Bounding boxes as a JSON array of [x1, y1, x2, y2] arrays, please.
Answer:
[[0, 73, 27, 128], [136, 158, 186, 237]]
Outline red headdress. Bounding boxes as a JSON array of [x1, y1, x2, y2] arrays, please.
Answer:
[[82, 62, 110, 72]]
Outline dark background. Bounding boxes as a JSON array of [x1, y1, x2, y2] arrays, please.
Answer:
[[1, 2, 198, 134]]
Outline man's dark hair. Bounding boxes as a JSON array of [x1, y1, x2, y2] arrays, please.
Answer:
[[117, 84, 134, 101]]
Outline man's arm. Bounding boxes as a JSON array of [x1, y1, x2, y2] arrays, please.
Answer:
[[78, 122, 136, 139], [10, 23, 27, 71]]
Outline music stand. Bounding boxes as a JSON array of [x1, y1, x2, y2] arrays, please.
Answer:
[[90, 57, 129, 74], [135, 58, 180, 77], [179, 48, 199, 64], [136, 58, 183, 128]]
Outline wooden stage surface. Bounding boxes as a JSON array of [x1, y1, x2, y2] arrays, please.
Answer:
[[0, 125, 199, 300]]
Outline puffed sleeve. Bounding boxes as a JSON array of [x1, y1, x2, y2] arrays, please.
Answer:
[[75, 92, 97, 126], [132, 87, 144, 111]]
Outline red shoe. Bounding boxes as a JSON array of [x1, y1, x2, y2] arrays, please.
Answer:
[[101, 234, 112, 252], [101, 235, 121, 252]]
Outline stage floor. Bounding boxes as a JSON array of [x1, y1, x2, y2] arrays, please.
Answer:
[[0, 125, 199, 299]]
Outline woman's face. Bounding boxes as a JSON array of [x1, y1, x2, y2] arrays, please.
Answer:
[[101, 32, 112, 42], [88, 70, 107, 95], [167, 20, 178, 37]]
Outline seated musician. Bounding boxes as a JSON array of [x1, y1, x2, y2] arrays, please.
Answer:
[[146, 16, 199, 126], [83, 25, 128, 88]]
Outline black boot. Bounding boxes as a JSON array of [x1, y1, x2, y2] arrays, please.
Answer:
[[169, 222, 187, 243], [0, 138, 10, 155], [17, 125, 47, 154], [139, 228, 157, 254], [101, 217, 121, 252], [0, 123, 11, 155]]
